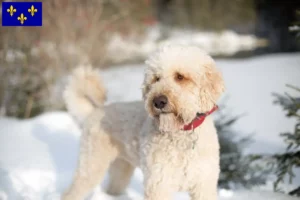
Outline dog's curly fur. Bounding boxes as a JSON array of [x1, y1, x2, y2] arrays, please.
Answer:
[[62, 45, 225, 200]]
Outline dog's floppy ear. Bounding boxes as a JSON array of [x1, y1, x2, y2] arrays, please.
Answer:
[[199, 62, 225, 111]]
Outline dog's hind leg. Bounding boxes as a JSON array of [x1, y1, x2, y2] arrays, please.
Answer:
[[62, 128, 119, 200], [106, 157, 135, 196]]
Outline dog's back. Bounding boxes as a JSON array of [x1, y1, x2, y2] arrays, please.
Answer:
[[63, 66, 148, 165]]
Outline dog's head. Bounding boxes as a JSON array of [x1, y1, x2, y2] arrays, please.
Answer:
[[142, 45, 225, 132]]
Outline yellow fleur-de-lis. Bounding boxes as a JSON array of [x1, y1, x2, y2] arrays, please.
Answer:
[[17, 13, 27, 24], [7, 5, 16, 16], [28, 5, 38, 16]]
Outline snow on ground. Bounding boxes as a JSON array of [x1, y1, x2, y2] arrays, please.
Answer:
[[0, 112, 81, 200], [106, 27, 266, 64], [24, 27, 265, 65], [0, 53, 300, 199]]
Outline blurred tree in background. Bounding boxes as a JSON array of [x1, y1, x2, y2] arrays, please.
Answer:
[[251, 85, 300, 197], [154, 0, 255, 34], [0, 0, 154, 118], [215, 104, 268, 189], [250, 14, 300, 197], [290, 10, 300, 40], [155, 0, 255, 30], [272, 86, 300, 196], [154, 0, 300, 52], [254, 0, 300, 53]]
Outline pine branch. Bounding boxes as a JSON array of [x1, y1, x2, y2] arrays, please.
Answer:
[[289, 186, 300, 196], [253, 85, 300, 196]]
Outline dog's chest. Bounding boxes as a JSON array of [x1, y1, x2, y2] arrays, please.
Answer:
[[140, 128, 220, 190], [142, 132, 204, 168]]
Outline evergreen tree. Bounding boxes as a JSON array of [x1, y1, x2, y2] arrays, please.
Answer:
[[252, 85, 300, 196], [251, 11, 300, 196], [215, 103, 268, 189], [272, 85, 300, 196]]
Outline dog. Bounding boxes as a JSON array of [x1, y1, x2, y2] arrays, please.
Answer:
[[62, 45, 225, 200]]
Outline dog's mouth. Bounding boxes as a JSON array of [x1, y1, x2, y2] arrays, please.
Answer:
[[154, 112, 185, 132], [154, 111, 184, 123], [154, 110, 176, 117], [156, 111, 173, 115]]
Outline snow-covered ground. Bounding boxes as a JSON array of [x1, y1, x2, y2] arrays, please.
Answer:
[[0, 53, 300, 199], [107, 27, 266, 64], [14, 27, 265, 66]]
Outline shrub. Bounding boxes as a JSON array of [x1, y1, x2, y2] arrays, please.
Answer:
[[0, 0, 153, 118]]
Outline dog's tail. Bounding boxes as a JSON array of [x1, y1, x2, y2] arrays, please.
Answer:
[[63, 66, 106, 123]]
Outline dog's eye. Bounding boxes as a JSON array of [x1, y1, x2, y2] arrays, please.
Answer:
[[176, 73, 184, 81], [155, 76, 160, 82]]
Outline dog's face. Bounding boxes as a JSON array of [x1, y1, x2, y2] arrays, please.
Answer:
[[142, 45, 225, 132]]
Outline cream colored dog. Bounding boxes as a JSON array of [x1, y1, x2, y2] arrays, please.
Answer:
[[62, 45, 225, 200]]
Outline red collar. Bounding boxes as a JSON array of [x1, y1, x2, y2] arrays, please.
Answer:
[[182, 105, 218, 131]]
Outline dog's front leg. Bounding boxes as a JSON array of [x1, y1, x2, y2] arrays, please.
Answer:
[[143, 169, 173, 200], [190, 188, 218, 200], [189, 173, 219, 200], [141, 157, 175, 200], [139, 121, 176, 200], [190, 186, 218, 200]]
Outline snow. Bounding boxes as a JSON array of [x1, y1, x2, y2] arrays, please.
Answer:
[[0, 112, 81, 200], [1, 53, 300, 199], [219, 189, 299, 200], [105, 27, 266, 64], [289, 25, 300, 32], [5, 27, 264, 65]]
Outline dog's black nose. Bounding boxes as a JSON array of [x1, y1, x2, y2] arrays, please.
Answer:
[[153, 95, 168, 109]]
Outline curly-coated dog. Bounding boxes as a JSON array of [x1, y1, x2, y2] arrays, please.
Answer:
[[62, 45, 225, 200]]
